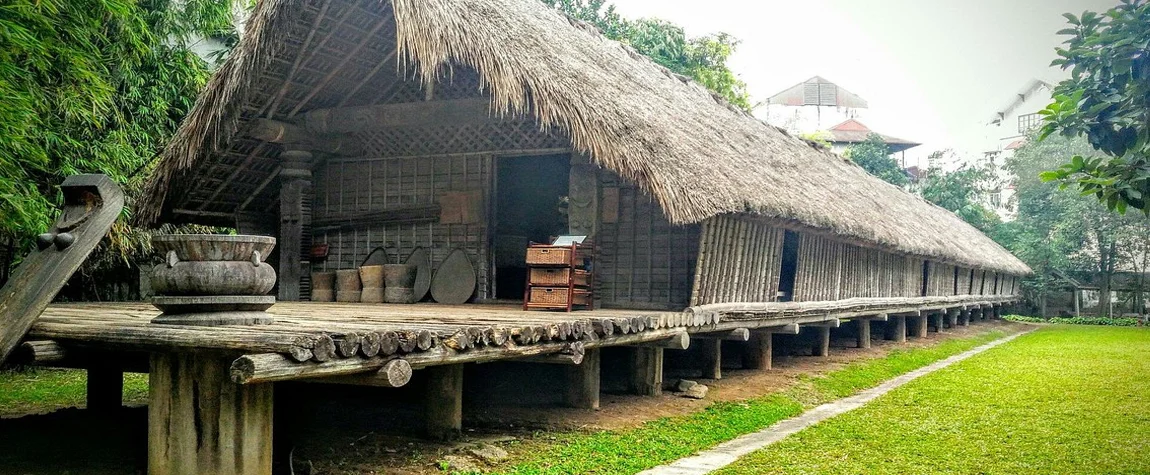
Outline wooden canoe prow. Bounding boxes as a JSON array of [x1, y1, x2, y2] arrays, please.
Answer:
[[0, 174, 124, 364]]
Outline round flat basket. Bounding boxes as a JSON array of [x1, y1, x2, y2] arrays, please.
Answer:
[[405, 247, 433, 302], [430, 248, 476, 305]]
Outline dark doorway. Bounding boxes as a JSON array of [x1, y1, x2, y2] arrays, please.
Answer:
[[493, 154, 571, 299], [777, 230, 801, 302], [921, 261, 931, 296]]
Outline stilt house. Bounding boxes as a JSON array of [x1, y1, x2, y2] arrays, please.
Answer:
[[139, 0, 1029, 309]]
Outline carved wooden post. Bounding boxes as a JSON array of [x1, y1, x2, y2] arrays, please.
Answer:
[[699, 339, 722, 379], [0, 175, 123, 364], [278, 150, 313, 302], [149, 352, 273, 475], [425, 364, 464, 440], [856, 319, 872, 349], [564, 349, 600, 409], [743, 333, 773, 370], [628, 347, 663, 396]]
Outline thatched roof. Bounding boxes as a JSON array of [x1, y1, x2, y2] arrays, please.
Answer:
[[138, 0, 1030, 275]]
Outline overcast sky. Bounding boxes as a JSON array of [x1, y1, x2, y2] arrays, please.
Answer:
[[609, 0, 1114, 167]]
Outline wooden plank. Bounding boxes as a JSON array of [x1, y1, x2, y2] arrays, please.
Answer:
[[0, 175, 123, 364]]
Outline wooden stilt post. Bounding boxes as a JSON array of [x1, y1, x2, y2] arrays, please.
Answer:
[[813, 326, 830, 357], [946, 309, 959, 329], [929, 313, 943, 332], [856, 319, 871, 349], [425, 364, 463, 440], [743, 333, 772, 370], [87, 364, 123, 411], [564, 349, 600, 409], [149, 352, 273, 475], [885, 316, 907, 343], [699, 339, 721, 380], [629, 347, 663, 396], [909, 315, 927, 338], [960, 309, 971, 326]]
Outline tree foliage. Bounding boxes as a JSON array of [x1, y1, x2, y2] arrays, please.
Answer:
[[917, 159, 1001, 234], [541, 0, 752, 110], [997, 133, 1150, 316], [0, 0, 242, 269], [1040, 1, 1150, 214], [845, 134, 909, 187]]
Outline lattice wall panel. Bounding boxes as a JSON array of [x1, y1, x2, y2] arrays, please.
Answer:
[[357, 120, 570, 158]]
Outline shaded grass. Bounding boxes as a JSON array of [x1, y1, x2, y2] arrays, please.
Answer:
[[716, 326, 1150, 474], [0, 367, 148, 416], [493, 330, 1007, 475]]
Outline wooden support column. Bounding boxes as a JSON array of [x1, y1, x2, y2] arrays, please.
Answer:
[[278, 150, 312, 302], [946, 310, 959, 329], [743, 333, 772, 371], [812, 326, 831, 357], [87, 364, 123, 411], [628, 347, 663, 396], [699, 339, 722, 380], [929, 313, 944, 333], [425, 364, 463, 440], [564, 349, 600, 409], [885, 315, 907, 343], [992, 304, 1002, 319], [149, 352, 273, 475], [909, 315, 927, 338], [856, 319, 872, 349], [960, 309, 971, 326]]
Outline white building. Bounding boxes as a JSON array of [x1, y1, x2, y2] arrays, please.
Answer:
[[980, 79, 1054, 220], [763, 76, 869, 134]]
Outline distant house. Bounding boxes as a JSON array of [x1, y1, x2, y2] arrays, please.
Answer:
[[825, 118, 920, 160], [763, 76, 869, 133], [980, 79, 1054, 220]]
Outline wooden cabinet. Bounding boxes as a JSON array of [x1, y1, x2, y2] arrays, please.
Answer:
[[523, 243, 592, 311]]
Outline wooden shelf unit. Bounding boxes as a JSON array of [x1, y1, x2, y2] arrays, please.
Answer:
[[523, 243, 592, 312]]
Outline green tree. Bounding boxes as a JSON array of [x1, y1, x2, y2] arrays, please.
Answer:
[[1040, 1, 1150, 214], [541, 0, 751, 110], [0, 0, 243, 285], [917, 160, 1002, 234], [845, 133, 909, 187], [1000, 133, 1150, 316]]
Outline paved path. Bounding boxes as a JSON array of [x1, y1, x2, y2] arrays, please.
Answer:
[[638, 329, 1033, 475]]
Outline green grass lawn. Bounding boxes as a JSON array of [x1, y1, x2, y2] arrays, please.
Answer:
[[0, 367, 148, 416], [492, 330, 1007, 475], [716, 325, 1150, 475]]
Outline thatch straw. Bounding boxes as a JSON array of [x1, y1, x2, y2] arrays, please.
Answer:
[[138, 0, 1030, 275]]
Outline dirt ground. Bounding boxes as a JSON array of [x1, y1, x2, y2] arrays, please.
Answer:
[[0, 321, 1021, 475]]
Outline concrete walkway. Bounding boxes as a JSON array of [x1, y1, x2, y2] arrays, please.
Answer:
[[638, 329, 1032, 475]]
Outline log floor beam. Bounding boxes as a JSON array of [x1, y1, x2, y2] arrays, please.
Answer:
[[856, 319, 871, 349], [149, 352, 273, 475], [628, 347, 663, 396], [742, 333, 772, 371], [564, 349, 600, 409], [425, 364, 463, 441], [699, 339, 721, 380]]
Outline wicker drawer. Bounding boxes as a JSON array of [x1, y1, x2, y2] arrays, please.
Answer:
[[525, 246, 572, 266], [528, 287, 591, 306], [529, 268, 589, 287]]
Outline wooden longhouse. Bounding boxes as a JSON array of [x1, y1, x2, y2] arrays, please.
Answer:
[[13, 0, 1029, 472]]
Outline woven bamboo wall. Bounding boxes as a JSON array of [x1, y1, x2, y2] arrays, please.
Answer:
[[690, 216, 785, 306], [792, 234, 924, 302], [597, 173, 699, 309], [956, 266, 972, 295], [312, 154, 493, 296], [925, 262, 959, 297]]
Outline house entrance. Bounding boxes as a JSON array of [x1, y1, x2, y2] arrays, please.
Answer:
[[492, 154, 571, 300]]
